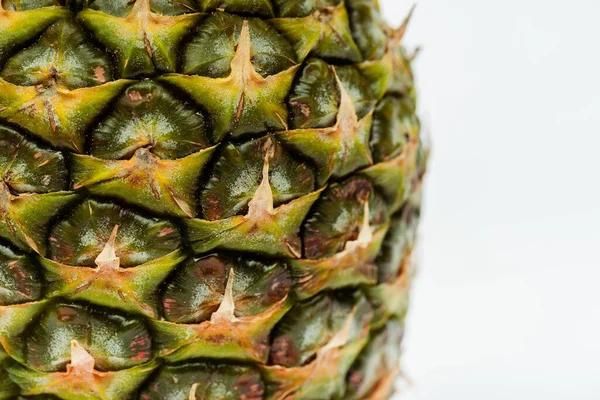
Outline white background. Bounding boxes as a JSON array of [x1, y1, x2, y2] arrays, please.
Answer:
[[379, 1, 600, 399]]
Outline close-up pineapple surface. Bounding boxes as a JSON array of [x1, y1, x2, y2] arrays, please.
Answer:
[[0, 0, 426, 399]]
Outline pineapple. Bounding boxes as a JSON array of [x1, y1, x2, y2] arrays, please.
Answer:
[[0, 0, 426, 399]]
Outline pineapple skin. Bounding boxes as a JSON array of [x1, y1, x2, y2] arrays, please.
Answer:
[[0, 1, 426, 399]]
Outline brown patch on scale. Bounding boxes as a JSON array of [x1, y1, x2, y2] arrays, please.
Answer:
[[128, 91, 143, 101], [131, 351, 150, 361], [33, 152, 43, 159], [263, 272, 293, 305], [338, 179, 371, 203], [129, 334, 151, 360], [56, 306, 77, 322], [290, 101, 311, 118], [93, 66, 106, 83], [158, 227, 175, 237], [195, 256, 226, 278], [131, 350, 150, 361], [246, 224, 261, 236], [14, 268, 25, 280], [206, 334, 227, 344], [270, 335, 299, 367], [202, 193, 224, 221], [163, 298, 176, 312], [349, 370, 364, 386], [234, 375, 265, 400]]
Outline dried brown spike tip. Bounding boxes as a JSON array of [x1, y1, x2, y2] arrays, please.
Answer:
[[189, 382, 200, 400], [211, 268, 237, 323], [127, 0, 151, 21], [322, 305, 358, 352], [392, 4, 417, 45], [94, 225, 120, 269], [66, 340, 96, 379], [246, 138, 275, 220], [346, 201, 374, 251]]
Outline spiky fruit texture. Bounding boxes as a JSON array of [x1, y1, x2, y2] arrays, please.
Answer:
[[0, 0, 426, 399]]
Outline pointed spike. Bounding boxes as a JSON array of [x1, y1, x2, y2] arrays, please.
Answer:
[[230, 20, 264, 84], [128, 0, 151, 19], [331, 68, 359, 133], [246, 139, 275, 220], [95, 225, 120, 268], [189, 382, 200, 400], [211, 268, 237, 322], [68, 340, 95, 375], [332, 68, 355, 115], [322, 306, 357, 351], [226, 20, 266, 125], [236, 21, 252, 66], [343, 201, 373, 252], [393, 4, 417, 44], [357, 201, 373, 245]]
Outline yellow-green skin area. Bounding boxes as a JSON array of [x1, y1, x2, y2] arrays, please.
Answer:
[[0, 0, 426, 399]]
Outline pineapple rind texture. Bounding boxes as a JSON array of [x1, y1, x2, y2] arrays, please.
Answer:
[[0, 0, 427, 399]]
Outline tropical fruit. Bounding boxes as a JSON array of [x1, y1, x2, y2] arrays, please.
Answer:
[[0, 0, 426, 399]]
